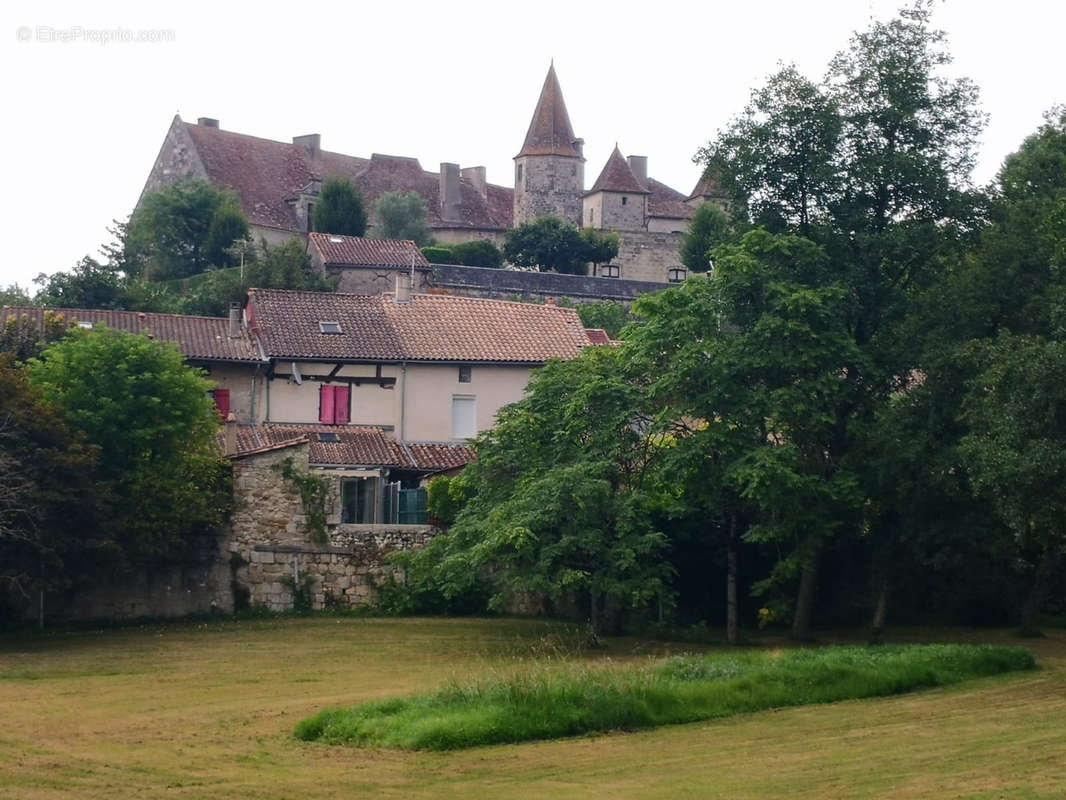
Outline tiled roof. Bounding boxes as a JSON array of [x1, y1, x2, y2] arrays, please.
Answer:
[[309, 233, 430, 268], [181, 120, 512, 233], [583, 328, 613, 346], [689, 169, 728, 201], [588, 146, 650, 195], [647, 178, 696, 220], [247, 288, 592, 363], [516, 65, 583, 159], [227, 423, 474, 469], [1, 306, 263, 363]]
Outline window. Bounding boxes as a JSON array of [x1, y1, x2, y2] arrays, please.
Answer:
[[306, 202, 314, 233], [588, 208, 593, 222], [668, 267, 687, 283], [599, 264, 620, 278], [212, 388, 231, 419], [319, 385, 350, 424], [458, 365, 472, 383], [452, 395, 476, 439], [516, 164, 523, 184], [319, 321, 342, 334], [316, 432, 339, 443], [622, 196, 628, 206], [341, 478, 378, 524]]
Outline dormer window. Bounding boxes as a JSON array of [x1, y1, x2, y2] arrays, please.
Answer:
[[668, 268, 687, 283], [319, 321, 342, 334]]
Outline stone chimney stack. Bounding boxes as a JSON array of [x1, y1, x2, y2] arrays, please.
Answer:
[[627, 155, 648, 188], [197, 117, 219, 128], [461, 166, 487, 201], [224, 412, 238, 455], [439, 162, 461, 221], [293, 133, 321, 159], [228, 303, 241, 339]]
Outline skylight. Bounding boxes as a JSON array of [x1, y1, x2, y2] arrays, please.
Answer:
[[329, 236, 344, 243], [77, 320, 93, 329], [317, 432, 340, 443], [319, 321, 342, 334]]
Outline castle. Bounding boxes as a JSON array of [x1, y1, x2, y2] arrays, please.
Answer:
[[142, 65, 725, 284]]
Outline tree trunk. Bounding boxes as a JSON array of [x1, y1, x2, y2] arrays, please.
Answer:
[[726, 512, 739, 645], [869, 577, 889, 644], [588, 590, 601, 648], [791, 546, 820, 641], [1019, 547, 1060, 637]]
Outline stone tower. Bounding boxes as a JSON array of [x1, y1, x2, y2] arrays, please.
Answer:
[[513, 65, 586, 227]]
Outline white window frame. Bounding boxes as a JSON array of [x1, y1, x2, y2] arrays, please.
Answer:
[[451, 395, 477, 440]]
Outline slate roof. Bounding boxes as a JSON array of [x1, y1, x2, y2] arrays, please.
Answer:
[[689, 170, 728, 201], [247, 288, 592, 363], [516, 65, 583, 159], [228, 423, 475, 470], [180, 119, 512, 233], [428, 263, 671, 302], [588, 146, 650, 195], [1, 306, 263, 363], [309, 233, 430, 268]]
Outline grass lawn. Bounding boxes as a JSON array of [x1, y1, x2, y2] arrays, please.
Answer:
[[0, 617, 1064, 799]]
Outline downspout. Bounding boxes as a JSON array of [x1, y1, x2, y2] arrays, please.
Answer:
[[400, 361, 408, 442]]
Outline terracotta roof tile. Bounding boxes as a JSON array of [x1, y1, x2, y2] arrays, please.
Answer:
[[1, 306, 263, 363], [225, 423, 474, 470], [309, 233, 430, 268], [583, 328, 613, 345], [689, 169, 728, 201], [647, 178, 696, 220], [516, 65, 583, 159], [588, 146, 650, 195], [247, 289, 592, 363], [181, 121, 511, 233]]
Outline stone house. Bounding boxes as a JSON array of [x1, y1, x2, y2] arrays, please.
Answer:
[[140, 65, 726, 286]]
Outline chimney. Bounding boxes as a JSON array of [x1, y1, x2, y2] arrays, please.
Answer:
[[627, 155, 648, 188], [228, 303, 241, 339], [546, 296, 555, 306], [439, 162, 461, 221], [224, 412, 237, 456], [394, 273, 411, 303], [293, 133, 321, 159], [197, 117, 219, 128], [461, 166, 487, 201]]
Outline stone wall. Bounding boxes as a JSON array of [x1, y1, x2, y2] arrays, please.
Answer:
[[229, 443, 436, 612], [513, 155, 584, 226], [614, 230, 686, 283]]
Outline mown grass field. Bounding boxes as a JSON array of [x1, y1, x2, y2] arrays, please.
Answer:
[[1, 617, 1064, 799]]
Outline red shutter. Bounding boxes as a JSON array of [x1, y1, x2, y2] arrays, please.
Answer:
[[320, 385, 335, 424], [213, 389, 231, 419], [334, 386, 349, 424]]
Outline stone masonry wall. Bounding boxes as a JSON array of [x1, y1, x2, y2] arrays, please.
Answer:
[[514, 155, 584, 227], [229, 444, 435, 612], [614, 230, 686, 283]]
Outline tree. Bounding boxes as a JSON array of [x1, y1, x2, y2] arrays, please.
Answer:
[[0, 355, 103, 612], [959, 334, 1066, 635], [576, 300, 631, 339], [0, 285, 33, 308], [1, 310, 71, 362], [680, 203, 732, 273], [372, 191, 433, 246], [33, 257, 126, 310], [27, 328, 231, 569], [504, 217, 615, 275], [400, 346, 670, 639], [449, 240, 504, 268], [313, 177, 367, 237], [126, 179, 248, 280]]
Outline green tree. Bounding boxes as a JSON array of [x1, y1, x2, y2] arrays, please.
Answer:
[[126, 179, 247, 280], [579, 228, 620, 266], [959, 334, 1066, 635], [203, 204, 250, 267], [27, 328, 232, 569], [313, 177, 367, 237], [503, 217, 590, 274], [421, 245, 455, 264], [576, 300, 631, 339], [0, 284, 33, 307], [680, 203, 732, 273], [33, 257, 125, 310], [0, 355, 103, 612], [402, 346, 670, 638], [449, 240, 504, 268], [372, 191, 433, 246], [1, 310, 72, 362]]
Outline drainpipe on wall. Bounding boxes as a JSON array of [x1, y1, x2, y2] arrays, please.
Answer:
[[400, 361, 407, 442]]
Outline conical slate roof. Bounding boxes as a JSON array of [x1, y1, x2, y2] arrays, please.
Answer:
[[689, 168, 727, 200], [516, 65, 583, 159], [588, 146, 650, 194]]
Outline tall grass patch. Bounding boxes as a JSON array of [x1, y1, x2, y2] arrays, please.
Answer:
[[295, 644, 1035, 750]]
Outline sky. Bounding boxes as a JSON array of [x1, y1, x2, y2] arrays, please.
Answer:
[[1, 0, 1063, 291]]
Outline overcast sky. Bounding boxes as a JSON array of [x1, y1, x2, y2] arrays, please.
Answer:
[[2, 0, 1063, 292]]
